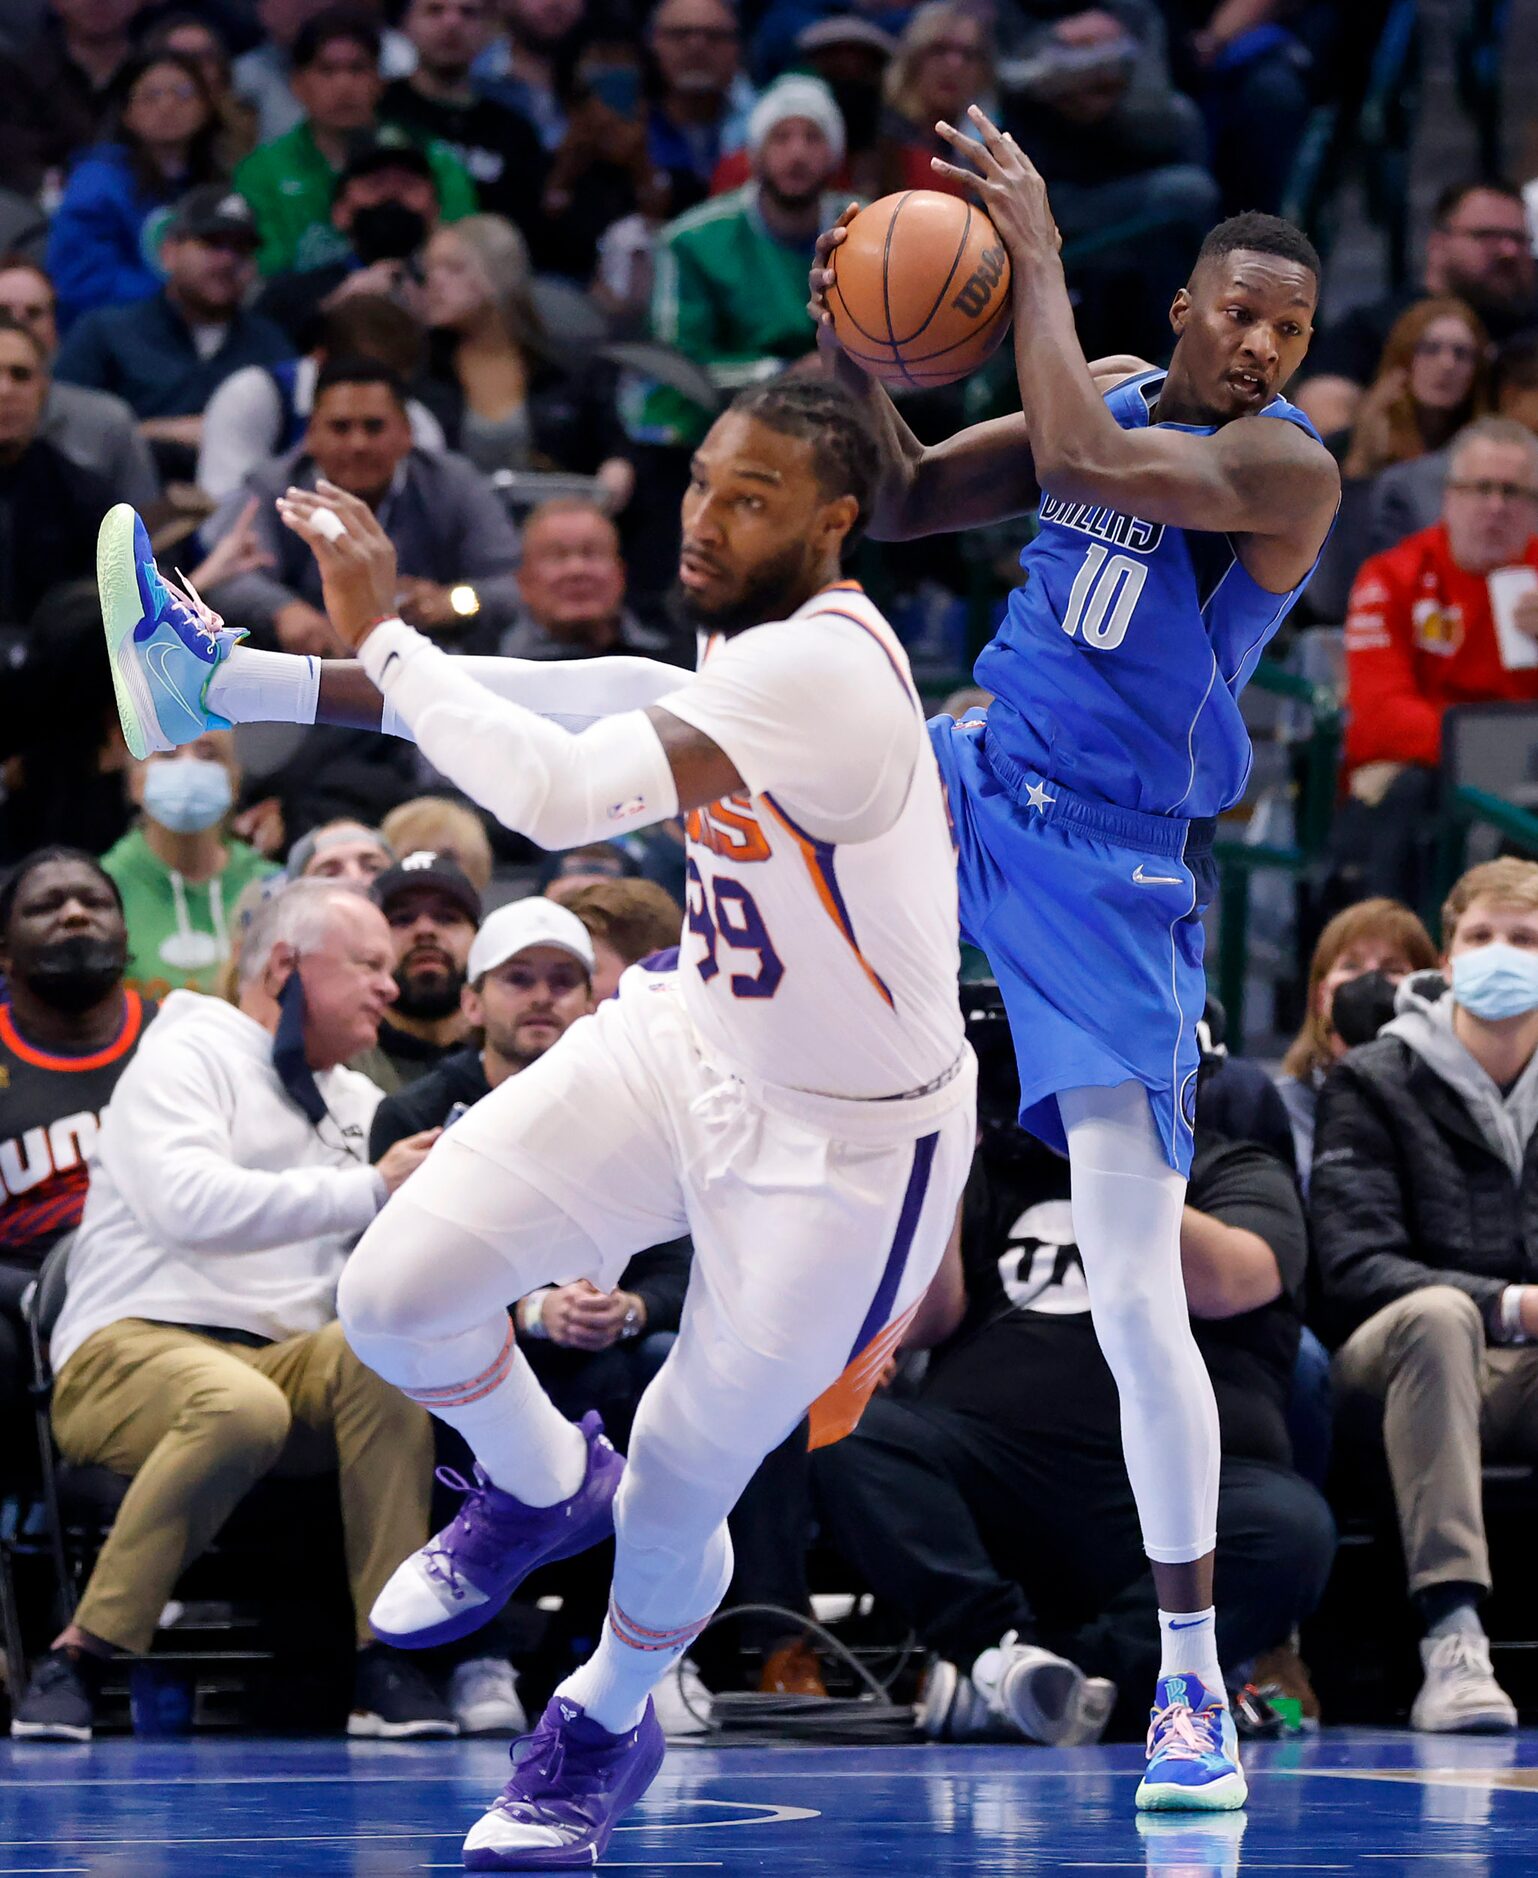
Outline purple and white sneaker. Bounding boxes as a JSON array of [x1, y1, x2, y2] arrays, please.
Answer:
[[371, 1412, 622, 1649], [462, 1695, 666, 1870]]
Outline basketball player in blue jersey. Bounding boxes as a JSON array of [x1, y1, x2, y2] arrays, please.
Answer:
[[812, 111, 1339, 1812]]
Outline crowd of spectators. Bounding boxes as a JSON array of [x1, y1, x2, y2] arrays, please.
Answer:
[[1, 0, 1538, 1755]]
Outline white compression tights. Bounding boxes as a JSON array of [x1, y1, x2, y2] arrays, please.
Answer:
[[1059, 1082, 1220, 1564], [337, 1175, 734, 1637]]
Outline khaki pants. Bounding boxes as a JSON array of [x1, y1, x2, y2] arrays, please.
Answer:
[[1333, 1286, 1538, 1596], [52, 1318, 432, 1655]]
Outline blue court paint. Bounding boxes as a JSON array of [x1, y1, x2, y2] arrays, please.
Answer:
[[1, 1729, 1536, 1873]]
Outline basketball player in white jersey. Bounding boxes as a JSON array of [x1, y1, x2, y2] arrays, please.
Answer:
[[102, 380, 987, 1868]]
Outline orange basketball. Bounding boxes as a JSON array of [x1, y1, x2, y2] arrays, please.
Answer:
[[828, 190, 1012, 390]]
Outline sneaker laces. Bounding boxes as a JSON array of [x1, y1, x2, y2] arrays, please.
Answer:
[[165, 568, 227, 639], [1147, 1699, 1223, 1762], [1428, 1631, 1494, 1682], [421, 1466, 487, 1600]]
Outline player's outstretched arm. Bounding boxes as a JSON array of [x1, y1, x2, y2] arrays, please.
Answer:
[[311, 649, 691, 734], [809, 205, 1146, 540], [931, 109, 1338, 562], [278, 484, 745, 844]]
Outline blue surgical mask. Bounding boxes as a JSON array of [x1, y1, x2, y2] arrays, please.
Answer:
[[1450, 942, 1538, 1020], [142, 757, 233, 835]]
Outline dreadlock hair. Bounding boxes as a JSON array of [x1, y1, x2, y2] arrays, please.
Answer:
[[1193, 212, 1321, 285], [0, 848, 123, 940], [727, 378, 881, 548]]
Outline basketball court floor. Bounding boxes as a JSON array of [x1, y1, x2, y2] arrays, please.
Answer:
[[0, 1727, 1533, 1875]]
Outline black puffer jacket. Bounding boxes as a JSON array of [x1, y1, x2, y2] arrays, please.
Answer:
[[1311, 1035, 1538, 1346]]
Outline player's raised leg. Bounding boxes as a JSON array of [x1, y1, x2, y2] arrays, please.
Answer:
[[336, 1005, 689, 1652], [1061, 1083, 1243, 1812]]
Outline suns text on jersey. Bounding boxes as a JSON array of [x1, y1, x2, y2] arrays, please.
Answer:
[[1038, 494, 1165, 554]]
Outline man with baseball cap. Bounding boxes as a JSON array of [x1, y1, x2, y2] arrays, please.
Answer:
[[351, 849, 482, 1093], [253, 130, 456, 346], [234, 10, 475, 279], [53, 184, 289, 465]]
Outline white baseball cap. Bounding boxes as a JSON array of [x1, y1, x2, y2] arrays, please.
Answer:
[[469, 898, 596, 982]]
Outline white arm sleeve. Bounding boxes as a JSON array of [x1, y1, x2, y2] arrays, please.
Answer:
[[655, 613, 919, 843], [379, 651, 693, 738], [361, 620, 680, 848]]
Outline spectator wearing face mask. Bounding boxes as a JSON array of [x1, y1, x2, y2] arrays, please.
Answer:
[[0, 849, 155, 1439], [102, 732, 280, 1000], [1315, 858, 1538, 1736], [1276, 900, 1438, 1189], [252, 134, 456, 350], [234, 9, 475, 279]]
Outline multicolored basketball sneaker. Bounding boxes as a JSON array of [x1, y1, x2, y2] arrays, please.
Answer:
[[97, 502, 240, 761], [463, 1695, 667, 1870], [1135, 1675, 1248, 1812]]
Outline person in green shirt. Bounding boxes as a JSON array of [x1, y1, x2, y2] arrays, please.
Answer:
[[103, 731, 279, 1000], [626, 74, 851, 449], [234, 11, 476, 277]]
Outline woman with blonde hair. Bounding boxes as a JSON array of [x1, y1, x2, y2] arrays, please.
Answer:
[[423, 214, 632, 509], [877, 2, 995, 199], [380, 797, 495, 896], [1341, 297, 1493, 483], [1278, 897, 1439, 1183]]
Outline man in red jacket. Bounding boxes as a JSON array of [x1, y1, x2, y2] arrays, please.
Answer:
[[1334, 417, 1538, 905]]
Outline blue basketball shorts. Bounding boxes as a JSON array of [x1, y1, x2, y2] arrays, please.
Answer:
[[929, 714, 1217, 1175]]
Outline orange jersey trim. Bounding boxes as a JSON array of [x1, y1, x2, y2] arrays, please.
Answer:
[[0, 990, 147, 1073]]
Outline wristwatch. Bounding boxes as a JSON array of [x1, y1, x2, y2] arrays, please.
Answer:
[[620, 1299, 643, 1341]]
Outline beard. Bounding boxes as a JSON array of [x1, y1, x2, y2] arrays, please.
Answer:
[[668, 539, 814, 637], [761, 175, 825, 216], [393, 963, 465, 1021], [25, 935, 128, 1014]]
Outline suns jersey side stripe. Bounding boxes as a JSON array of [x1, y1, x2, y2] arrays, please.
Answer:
[[759, 792, 896, 1010]]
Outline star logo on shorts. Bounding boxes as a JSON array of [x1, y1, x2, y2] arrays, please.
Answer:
[[1024, 781, 1056, 813]]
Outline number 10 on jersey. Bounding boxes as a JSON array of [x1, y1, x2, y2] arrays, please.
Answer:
[[1062, 543, 1148, 651]]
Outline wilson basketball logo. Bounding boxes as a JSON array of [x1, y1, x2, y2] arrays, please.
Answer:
[[952, 247, 1007, 320]]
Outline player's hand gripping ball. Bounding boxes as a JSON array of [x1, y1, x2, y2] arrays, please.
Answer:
[[827, 190, 1012, 390]]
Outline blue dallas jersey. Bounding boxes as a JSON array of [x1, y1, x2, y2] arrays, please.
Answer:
[[974, 368, 1326, 820]]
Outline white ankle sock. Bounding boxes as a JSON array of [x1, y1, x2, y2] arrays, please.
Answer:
[[557, 1601, 709, 1735], [1158, 1607, 1224, 1698], [396, 1325, 587, 1507], [206, 646, 320, 727]]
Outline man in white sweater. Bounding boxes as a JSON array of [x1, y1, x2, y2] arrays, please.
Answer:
[[11, 880, 447, 1743]]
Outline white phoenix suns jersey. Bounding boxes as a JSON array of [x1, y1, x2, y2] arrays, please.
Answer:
[[656, 582, 964, 1101]]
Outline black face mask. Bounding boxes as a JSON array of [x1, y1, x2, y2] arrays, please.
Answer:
[[350, 203, 429, 265], [1331, 969, 1402, 1050], [25, 935, 127, 1014]]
